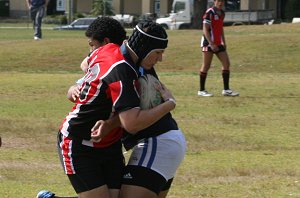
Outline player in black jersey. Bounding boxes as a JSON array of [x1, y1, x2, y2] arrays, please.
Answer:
[[91, 22, 186, 198]]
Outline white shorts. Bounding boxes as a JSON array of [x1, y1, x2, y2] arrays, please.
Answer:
[[127, 129, 186, 180]]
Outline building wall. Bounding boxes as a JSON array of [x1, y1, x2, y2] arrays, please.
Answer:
[[160, 0, 169, 16], [9, 0, 28, 17], [141, 0, 151, 13], [112, 0, 120, 14], [124, 0, 142, 15], [241, 0, 277, 10], [76, 0, 93, 13], [112, 0, 169, 16], [240, 0, 277, 18]]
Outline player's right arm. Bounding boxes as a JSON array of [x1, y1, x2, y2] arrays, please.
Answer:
[[118, 82, 175, 134], [25, 0, 31, 9]]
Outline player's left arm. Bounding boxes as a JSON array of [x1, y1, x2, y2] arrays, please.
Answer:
[[45, 0, 50, 7], [67, 84, 81, 102], [222, 30, 226, 49], [222, 12, 227, 49]]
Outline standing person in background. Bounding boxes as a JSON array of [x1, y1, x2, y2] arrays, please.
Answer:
[[25, 0, 49, 40], [198, 0, 239, 97]]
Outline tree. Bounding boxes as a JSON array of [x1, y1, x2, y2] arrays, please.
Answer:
[[91, 0, 114, 16], [192, 0, 207, 29], [284, 0, 300, 20]]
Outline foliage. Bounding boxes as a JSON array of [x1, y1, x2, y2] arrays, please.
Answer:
[[43, 15, 68, 25], [91, 0, 114, 16], [284, 0, 300, 20], [192, 0, 207, 29]]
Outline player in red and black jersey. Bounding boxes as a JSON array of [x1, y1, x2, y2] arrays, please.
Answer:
[[54, 17, 127, 198], [198, 0, 239, 97]]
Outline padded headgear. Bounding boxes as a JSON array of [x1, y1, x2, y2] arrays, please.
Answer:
[[127, 21, 168, 61]]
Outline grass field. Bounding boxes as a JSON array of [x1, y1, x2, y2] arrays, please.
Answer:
[[0, 23, 299, 198]]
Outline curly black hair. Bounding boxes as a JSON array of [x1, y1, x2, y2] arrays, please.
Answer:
[[85, 17, 126, 46]]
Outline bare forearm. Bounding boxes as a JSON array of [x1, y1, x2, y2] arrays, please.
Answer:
[[90, 114, 121, 142], [203, 24, 214, 45], [222, 30, 226, 46], [119, 100, 176, 134], [26, 0, 31, 8], [105, 114, 121, 131]]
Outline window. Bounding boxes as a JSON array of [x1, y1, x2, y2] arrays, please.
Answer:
[[225, 0, 240, 11], [174, 2, 185, 13]]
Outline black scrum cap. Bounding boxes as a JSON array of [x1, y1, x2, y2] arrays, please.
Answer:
[[127, 21, 168, 61]]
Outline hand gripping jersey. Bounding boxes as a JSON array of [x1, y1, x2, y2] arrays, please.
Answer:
[[59, 43, 140, 148], [201, 6, 225, 47]]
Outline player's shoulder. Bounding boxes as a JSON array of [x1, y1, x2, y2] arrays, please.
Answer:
[[203, 7, 215, 18], [101, 43, 124, 58], [206, 7, 215, 14]]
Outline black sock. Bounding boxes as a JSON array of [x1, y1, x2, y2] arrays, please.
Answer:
[[222, 70, 230, 90], [200, 72, 207, 91]]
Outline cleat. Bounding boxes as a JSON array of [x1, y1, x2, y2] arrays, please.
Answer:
[[222, 89, 239, 97], [36, 190, 55, 198], [34, 36, 41, 40], [198, 90, 213, 97]]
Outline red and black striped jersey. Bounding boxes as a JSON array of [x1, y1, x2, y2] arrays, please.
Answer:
[[59, 43, 140, 148], [201, 6, 225, 46]]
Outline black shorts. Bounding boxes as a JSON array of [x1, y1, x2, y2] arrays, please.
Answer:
[[122, 165, 173, 195], [202, 45, 226, 53], [57, 132, 125, 193]]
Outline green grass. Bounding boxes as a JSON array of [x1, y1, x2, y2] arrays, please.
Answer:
[[0, 24, 300, 198]]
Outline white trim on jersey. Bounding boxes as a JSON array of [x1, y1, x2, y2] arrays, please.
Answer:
[[60, 135, 76, 174], [113, 81, 122, 107], [60, 106, 81, 137]]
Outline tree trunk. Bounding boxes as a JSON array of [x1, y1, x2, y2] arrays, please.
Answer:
[[192, 0, 207, 29]]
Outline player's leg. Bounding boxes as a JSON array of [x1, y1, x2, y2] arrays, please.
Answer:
[[120, 130, 186, 198], [216, 50, 230, 89], [198, 51, 214, 96], [120, 184, 157, 198], [30, 7, 37, 29], [102, 143, 125, 198], [34, 6, 45, 39], [157, 178, 173, 198], [158, 190, 169, 198], [216, 51, 239, 96], [77, 186, 110, 198], [57, 133, 124, 198]]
